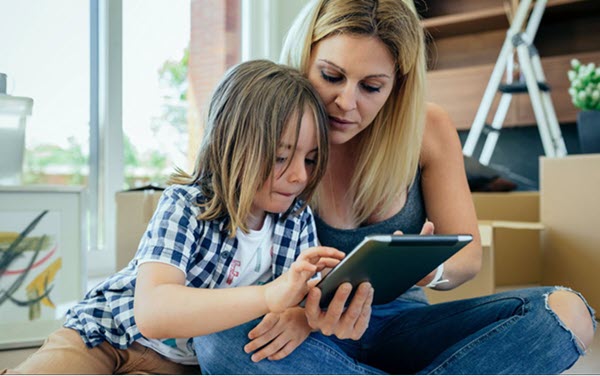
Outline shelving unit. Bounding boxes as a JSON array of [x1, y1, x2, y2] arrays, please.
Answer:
[[419, 0, 600, 130]]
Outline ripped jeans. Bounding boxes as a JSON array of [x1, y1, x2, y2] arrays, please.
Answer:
[[194, 287, 596, 374]]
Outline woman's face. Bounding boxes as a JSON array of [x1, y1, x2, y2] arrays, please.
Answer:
[[307, 34, 396, 145]]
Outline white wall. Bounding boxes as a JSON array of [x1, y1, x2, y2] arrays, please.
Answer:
[[242, 0, 309, 62]]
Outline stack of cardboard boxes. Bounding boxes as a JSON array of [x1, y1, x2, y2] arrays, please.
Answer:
[[426, 154, 600, 311], [115, 155, 600, 311], [425, 191, 544, 304]]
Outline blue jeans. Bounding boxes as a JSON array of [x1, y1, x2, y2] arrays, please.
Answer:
[[194, 287, 596, 374]]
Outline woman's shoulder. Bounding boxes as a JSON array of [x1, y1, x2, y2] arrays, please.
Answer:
[[421, 102, 462, 164], [424, 102, 456, 136]]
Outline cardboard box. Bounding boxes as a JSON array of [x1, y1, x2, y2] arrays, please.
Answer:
[[540, 154, 600, 311], [426, 192, 543, 304], [115, 186, 164, 270], [472, 191, 540, 222]]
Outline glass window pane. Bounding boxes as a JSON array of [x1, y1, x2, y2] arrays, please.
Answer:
[[0, 0, 90, 186], [123, 0, 191, 189]]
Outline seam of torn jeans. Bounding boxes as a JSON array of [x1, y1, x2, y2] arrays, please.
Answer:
[[544, 286, 596, 356]]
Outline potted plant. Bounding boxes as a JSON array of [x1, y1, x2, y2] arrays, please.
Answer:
[[568, 59, 600, 153]]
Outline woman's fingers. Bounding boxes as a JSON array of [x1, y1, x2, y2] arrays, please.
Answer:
[[304, 282, 373, 340], [305, 283, 351, 335], [304, 287, 323, 324], [353, 286, 374, 338], [394, 221, 435, 236], [420, 220, 435, 235], [337, 282, 372, 339]]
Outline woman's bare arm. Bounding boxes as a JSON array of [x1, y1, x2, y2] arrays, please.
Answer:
[[419, 102, 482, 289]]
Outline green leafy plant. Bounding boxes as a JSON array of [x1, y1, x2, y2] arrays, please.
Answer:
[[568, 59, 600, 111]]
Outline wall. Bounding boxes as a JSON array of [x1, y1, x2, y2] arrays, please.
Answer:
[[241, 0, 308, 62]]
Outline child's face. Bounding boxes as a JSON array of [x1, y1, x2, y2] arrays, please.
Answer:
[[250, 109, 318, 228]]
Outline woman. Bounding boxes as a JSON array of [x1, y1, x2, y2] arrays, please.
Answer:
[[194, 0, 595, 374]]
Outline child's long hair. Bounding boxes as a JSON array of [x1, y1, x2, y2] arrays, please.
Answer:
[[280, 0, 426, 225], [169, 60, 329, 236]]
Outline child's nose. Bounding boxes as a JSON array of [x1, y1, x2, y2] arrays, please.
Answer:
[[288, 159, 308, 184]]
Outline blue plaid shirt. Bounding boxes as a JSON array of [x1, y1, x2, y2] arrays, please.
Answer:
[[64, 184, 319, 360]]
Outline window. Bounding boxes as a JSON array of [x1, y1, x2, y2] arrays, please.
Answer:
[[122, 0, 191, 188], [0, 0, 90, 186], [1, 0, 241, 277]]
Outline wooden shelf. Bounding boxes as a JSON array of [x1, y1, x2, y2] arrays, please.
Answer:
[[421, 0, 600, 130], [422, 6, 508, 38], [421, 0, 597, 39], [426, 51, 600, 130]]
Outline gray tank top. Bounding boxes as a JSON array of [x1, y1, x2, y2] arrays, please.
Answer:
[[314, 169, 429, 304]]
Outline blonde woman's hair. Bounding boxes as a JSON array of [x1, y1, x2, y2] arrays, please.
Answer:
[[169, 60, 329, 236], [280, 0, 426, 224]]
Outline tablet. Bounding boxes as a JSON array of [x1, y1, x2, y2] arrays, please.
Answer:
[[305, 234, 472, 308]]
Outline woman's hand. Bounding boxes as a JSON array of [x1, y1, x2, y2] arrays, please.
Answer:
[[299, 221, 435, 340], [264, 247, 344, 313], [244, 307, 312, 362], [303, 281, 374, 340]]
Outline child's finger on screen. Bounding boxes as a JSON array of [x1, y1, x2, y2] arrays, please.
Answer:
[[301, 247, 344, 263], [290, 260, 318, 275], [315, 257, 341, 270]]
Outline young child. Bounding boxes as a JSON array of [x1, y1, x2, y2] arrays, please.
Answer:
[[5, 59, 343, 374]]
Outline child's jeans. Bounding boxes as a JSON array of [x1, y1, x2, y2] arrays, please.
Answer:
[[2, 327, 200, 375], [194, 286, 595, 374]]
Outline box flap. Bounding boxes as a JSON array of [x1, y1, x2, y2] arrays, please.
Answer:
[[478, 220, 543, 247]]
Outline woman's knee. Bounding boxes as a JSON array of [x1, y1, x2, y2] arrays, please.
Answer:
[[547, 289, 595, 350]]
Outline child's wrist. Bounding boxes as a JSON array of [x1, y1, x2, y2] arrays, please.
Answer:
[[262, 282, 285, 313], [261, 283, 274, 313]]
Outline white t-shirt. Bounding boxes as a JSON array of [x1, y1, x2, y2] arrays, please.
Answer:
[[225, 215, 274, 287]]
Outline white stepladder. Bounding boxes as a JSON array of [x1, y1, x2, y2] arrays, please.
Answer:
[[462, 0, 568, 165]]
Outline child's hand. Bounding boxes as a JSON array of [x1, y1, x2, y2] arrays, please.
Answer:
[[244, 307, 311, 362], [264, 247, 344, 313]]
